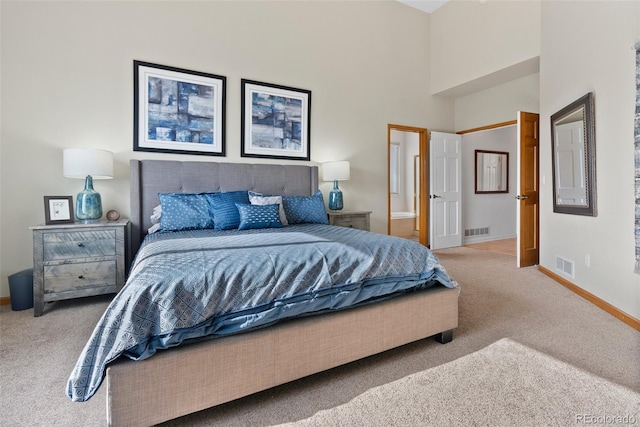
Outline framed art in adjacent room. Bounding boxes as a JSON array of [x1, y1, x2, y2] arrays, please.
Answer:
[[134, 60, 226, 156], [44, 196, 74, 225], [241, 79, 311, 161]]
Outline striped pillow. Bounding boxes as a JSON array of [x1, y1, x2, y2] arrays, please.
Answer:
[[207, 190, 250, 230]]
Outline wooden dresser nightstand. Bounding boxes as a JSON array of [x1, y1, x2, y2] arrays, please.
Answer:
[[327, 211, 371, 231], [30, 219, 129, 316]]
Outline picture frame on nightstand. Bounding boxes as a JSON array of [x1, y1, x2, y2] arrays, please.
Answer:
[[43, 196, 74, 225]]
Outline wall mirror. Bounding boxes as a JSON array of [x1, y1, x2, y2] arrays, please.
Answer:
[[475, 150, 509, 194], [550, 92, 596, 216]]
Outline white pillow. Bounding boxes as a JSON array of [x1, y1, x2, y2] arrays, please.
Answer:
[[248, 191, 288, 226], [148, 204, 162, 233]]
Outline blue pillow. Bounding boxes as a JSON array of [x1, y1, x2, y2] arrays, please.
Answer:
[[282, 190, 329, 225], [206, 190, 250, 230], [158, 192, 215, 231], [248, 191, 289, 226], [236, 203, 282, 230]]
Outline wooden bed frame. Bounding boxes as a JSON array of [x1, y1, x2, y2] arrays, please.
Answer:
[[104, 159, 459, 426]]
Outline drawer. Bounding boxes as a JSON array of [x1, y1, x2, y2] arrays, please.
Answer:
[[43, 230, 116, 261], [44, 260, 116, 294], [332, 216, 368, 230]]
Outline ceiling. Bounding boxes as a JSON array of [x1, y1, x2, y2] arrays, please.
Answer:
[[396, 0, 448, 14]]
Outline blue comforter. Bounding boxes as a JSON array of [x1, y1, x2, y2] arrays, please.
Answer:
[[66, 224, 457, 402]]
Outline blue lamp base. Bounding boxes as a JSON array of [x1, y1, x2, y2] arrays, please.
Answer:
[[328, 180, 344, 211], [76, 175, 103, 222]]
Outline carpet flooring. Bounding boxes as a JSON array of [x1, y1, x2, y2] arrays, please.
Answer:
[[0, 246, 638, 426], [277, 338, 640, 426]]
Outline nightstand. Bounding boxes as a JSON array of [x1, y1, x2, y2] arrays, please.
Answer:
[[327, 211, 371, 231], [30, 219, 129, 316]]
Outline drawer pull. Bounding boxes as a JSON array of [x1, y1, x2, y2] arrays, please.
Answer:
[[78, 275, 84, 279], [77, 243, 85, 248]]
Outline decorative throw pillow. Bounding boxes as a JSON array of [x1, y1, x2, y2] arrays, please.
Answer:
[[206, 190, 250, 230], [158, 193, 214, 231], [248, 191, 289, 226], [282, 190, 329, 225], [236, 203, 282, 230]]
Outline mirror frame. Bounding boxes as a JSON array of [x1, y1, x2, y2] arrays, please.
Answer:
[[474, 149, 509, 194], [550, 92, 597, 216]]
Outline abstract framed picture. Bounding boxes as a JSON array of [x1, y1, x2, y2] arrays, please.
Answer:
[[241, 79, 311, 161], [134, 61, 226, 156], [44, 196, 74, 225]]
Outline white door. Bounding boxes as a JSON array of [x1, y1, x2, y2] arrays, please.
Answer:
[[429, 132, 462, 249]]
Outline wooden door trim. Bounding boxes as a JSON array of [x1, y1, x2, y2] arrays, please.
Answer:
[[388, 124, 429, 246], [456, 120, 517, 135]]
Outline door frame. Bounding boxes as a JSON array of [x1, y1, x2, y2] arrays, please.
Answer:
[[456, 115, 540, 267], [387, 124, 429, 246]]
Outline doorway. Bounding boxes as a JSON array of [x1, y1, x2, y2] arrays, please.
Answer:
[[387, 124, 428, 246], [457, 113, 540, 267]]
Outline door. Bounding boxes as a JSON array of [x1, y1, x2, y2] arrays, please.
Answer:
[[516, 112, 540, 267], [429, 131, 462, 250]]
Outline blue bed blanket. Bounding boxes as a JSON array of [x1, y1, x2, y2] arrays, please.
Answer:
[[66, 224, 457, 402]]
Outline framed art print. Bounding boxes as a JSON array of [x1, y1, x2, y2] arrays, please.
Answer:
[[134, 61, 226, 156], [44, 196, 74, 225], [241, 79, 311, 161]]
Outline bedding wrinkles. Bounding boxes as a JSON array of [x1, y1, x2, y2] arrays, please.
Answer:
[[66, 224, 457, 402]]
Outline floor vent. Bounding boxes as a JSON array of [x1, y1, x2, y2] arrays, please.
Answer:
[[465, 227, 489, 237], [555, 256, 575, 278]]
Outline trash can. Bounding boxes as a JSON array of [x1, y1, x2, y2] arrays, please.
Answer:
[[8, 268, 34, 311]]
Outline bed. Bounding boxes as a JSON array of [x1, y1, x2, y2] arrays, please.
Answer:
[[67, 159, 459, 426]]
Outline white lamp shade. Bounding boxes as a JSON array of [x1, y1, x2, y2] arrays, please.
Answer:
[[63, 148, 114, 179], [322, 161, 350, 181]]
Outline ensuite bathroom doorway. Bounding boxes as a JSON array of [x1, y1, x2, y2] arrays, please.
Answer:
[[387, 124, 428, 246]]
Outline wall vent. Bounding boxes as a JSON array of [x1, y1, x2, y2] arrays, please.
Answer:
[[465, 227, 490, 237], [555, 256, 575, 278]]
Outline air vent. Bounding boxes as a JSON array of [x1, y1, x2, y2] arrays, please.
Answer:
[[555, 256, 574, 278], [465, 227, 490, 237]]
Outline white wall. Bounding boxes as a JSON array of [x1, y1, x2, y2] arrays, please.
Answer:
[[0, 1, 454, 298], [539, 1, 640, 319], [432, 0, 640, 321], [461, 126, 517, 243], [430, 0, 540, 96], [454, 73, 540, 132], [390, 130, 419, 213]]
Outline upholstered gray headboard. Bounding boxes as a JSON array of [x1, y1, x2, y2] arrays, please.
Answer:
[[129, 159, 319, 256]]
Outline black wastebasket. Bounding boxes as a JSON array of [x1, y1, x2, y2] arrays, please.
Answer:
[[8, 268, 34, 311]]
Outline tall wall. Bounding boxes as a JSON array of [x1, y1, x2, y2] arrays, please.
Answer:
[[539, 1, 640, 318], [430, 0, 540, 96], [432, 0, 640, 320], [0, 1, 454, 298], [454, 73, 540, 132]]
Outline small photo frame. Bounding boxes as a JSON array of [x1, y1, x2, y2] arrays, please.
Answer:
[[134, 60, 226, 157], [44, 196, 74, 225], [241, 79, 311, 161]]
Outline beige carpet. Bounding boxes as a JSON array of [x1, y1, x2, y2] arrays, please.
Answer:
[[279, 338, 640, 427], [1, 246, 638, 426]]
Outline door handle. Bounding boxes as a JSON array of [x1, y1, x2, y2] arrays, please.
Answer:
[[515, 195, 529, 200], [430, 194, 442, 199]]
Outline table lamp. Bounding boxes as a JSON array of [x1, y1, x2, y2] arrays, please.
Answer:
[[63, 148, 113, 222], [322, 161, 350, 211]]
